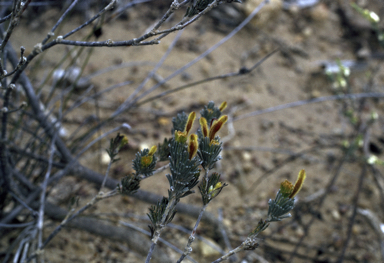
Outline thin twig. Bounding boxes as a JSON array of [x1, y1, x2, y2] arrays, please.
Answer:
[[177, 203, 209, 263], [0, 222, 34, 228], [32, 202, 171, 262], [336, 164, 367, 263], [108, 0, 155, 22], [112, 0, 269, 118], [136, 48, 278, 106], [61, 0, 116, 40], [0, 12, 12, 24], [9, 191, 37, 215], [141, 164, 170, 180], [357, 208, 384, 261], [168, 222, 226, 254], [41, 0, 80, 45], [100, 155, 114, 191], [34, 188, 119, 256], [0, 0, 29, 54], [217, 208, 237, 262], [145, 243, 157, 263], [75, 123, 131, 157], [119, 221, 198, 263], [37, 130, 57, 252], [233, 93, 384, 122], [211, 244, 244, 263], [336, 126, 370, 262], [115, 29, 184, 117], [82, 61, 158, 81], [150, 0, 181, 32], [63, 81, 132, 118], [370, 166, 384, 214]]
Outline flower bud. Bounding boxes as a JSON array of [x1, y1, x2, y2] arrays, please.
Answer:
[[209, 115, 228, 142], [280, 180, 294, 198], [184, 112, 196, 135], [148, 145, 157, 156], [141, 156, 153, 167], [219, 101, 227, 112], [199, 117, 209, 137], [188, 134, 198, 159], [289, 169, 306, 199]]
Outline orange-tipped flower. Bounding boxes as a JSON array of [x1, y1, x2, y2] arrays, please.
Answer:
[[140, 145, 157, 167], [141, 156, 153, 167], [121, 136, 129, 147], [148, 145, 157, 156], [175, 112, 196, 144], [175, 130, 188, 143], [289, 169, 306, 199], [209, 139, 220, 146], [184, 112, 196, 135], [188, 134, 198, 159], [219, 101, 227, 112], [280, 180, 294, 198], [209, 115, 228, 142], [199, 117, 209, 137]]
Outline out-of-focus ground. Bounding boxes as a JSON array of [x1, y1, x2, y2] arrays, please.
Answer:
[[2, 0, 384, 262]]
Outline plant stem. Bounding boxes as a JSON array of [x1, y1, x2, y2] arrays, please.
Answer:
[[100, 157, 113, 191], [177, 203, 208, 263], [145, 196, 177, 262], [211, 245, 244, 263], [145, 243, 157, 263], [204, 168, 210, 191]]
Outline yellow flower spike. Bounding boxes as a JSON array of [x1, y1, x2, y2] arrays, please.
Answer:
[[209, 115, 228, 142], [148, 145, 157, 156], [214, 182, 223, 190], [188, 134, 199, 160], [141, 156, 153, 167], [280, 180, 294, 198], [184, 112, 196, 135], [199, 117, 209, 138], [219, 101, 227, 112], [210, 182, 224, 198], [121, 136, 129, 146], [289, 169, 306, 199]]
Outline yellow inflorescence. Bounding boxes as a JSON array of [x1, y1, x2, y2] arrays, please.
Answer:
[[121, 136, 129, 147], [188, 134, 199, 160], [184, 112, 196, 135], [199, 115, 228, 143], [140, 145, 157, 167], [219, 101, 227, 112], [209, 115, 228, 142], [280, 169, 306, 199], [289, 169, 306, 199], [175, 112, 196, 143], [141, 156, 153, 167], [280, 180, 294, 198], [148, 145, 157, 156], [199, 117, 209, 138]]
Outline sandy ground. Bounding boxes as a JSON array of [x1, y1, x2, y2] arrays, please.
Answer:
[[2, 0, 384, 262]]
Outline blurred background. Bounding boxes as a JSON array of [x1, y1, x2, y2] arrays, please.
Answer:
[[1, 0, 384, 262]]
